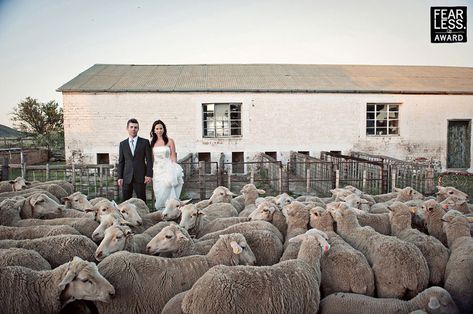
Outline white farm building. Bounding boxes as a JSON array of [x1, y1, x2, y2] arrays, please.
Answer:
[[57, 64, 473, 172]]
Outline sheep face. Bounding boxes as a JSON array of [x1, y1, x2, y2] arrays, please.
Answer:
[[85, 200, 116, 222], [394, 187, 424, 201], [219, 233, 256, 266], [63, 192, 93, 211], [422, 199, 446, 221], [59, 257, 115, 304], [92, 212, 128, 242], [326, 202, 357, 225], [179, 204, 203, 231], [309, 206, 333, 229], [209, 186, 236, 204], [436, 186, 469, 202], [441, 210, 469, 234], [248, 201, 278, 221], [415, 287, 459, 314], [340, 194, 368, 209], [344, 185, 363, 196], [283, 201, 309, 222], [146, 224, 187, 255], [240, 184, 265, 204], [117, 203, 142, 226], [9, 177, 29, 191], [162, 198, 190, 220], [30, 193, 62, 217], [273, 193, 293, 209], [439, 195, 468, 211], [95, 225, 132, 261]]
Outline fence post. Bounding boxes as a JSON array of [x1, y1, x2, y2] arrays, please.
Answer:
[[335, 169, 340, 189], [45, 163, 50, 181], [227, 169, 232, 190], [425, 167, 434, 195], [71, 164, 76, 189], [306, 168, 311, 193], [391, 170, 397, 191], [20, 151, 27, 179], [218, 153, 225, 186], [1, 157, 10, 181], [199, 161, 206, 200], [250, 169, 254, 184], [99, 165, 104, 196], [362, 170, 367, 192], [279, 163, 284, 194]]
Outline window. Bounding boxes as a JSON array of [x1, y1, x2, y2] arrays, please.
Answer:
[[198, 152, 211, 174], [232, 152, 244, 174], [366, 103, 399, 136], [97, 153, 110, 164], [203, 103, 241, 138]]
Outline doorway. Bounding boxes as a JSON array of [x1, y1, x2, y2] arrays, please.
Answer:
[[447, 120, 471, 169]]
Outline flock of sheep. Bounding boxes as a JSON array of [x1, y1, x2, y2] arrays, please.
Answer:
[[0, 176, 472, 314]]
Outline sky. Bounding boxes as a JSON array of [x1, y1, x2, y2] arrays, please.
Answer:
[[0, 0, 472, 128]]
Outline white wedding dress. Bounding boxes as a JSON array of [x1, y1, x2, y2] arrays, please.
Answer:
[[152, 146, 184, 210]]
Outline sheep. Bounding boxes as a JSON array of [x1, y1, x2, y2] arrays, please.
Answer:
[[240, 183, 265, 207], [372, 191, 399, 203], [393, 186, 425, 202], [344, 185, 376, 204], [248, 200, 287, 239], [340, 193, 370, 211], [63, 191, 93, 211], [28, 179, 74, 195], [95, 222, 170, 261], [146, 223, 216, 257], [423, 199, 448, 246], [441, 210, 473, 313], [0, 256, 115, 314], [440, 195, 472, 214], [96, 233, 256, 313], [0, 224, 80, 240], [181, 229, 329, 314], [23, 183, 69, 202], [207, 186, 242, 210], [16, 217, 99, 238], [179, 203, 238, 237], [436, 185, 469, 202], [0, 248, 51, 270], [162, 198, 191, 221], [308, 206, 375, 297], [118, 197, 150, 216], [193, 221, 284, 266], [388, 201, 449, 286], [0, 176, 29, 192], [0, 234, 97, 268], [330, 202, 429, 299], [15, 193, 62, 219], [0, 197, 26, 225], [319, 286, 459, 314], [278, 201, 310, 261]]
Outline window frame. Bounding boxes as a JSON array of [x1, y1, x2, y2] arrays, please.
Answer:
[[202, 103, 242, 138], [366, 103, 400, 136]]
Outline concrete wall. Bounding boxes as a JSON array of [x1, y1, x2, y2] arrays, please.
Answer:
[[62, 92, 473, 171]]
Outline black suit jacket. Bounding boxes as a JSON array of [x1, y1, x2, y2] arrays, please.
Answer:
[[117, 137, 153, 184]]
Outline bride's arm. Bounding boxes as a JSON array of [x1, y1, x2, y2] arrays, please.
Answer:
[[169, 138, 177, 163]]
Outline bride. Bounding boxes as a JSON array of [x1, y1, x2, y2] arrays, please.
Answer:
[[149, 120, 184, 210]]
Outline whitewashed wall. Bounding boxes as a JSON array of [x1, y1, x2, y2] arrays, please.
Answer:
[[62, 92, 473, 170]]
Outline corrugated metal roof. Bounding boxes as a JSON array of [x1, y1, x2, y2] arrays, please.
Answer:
[[57, 64, 473, 94]]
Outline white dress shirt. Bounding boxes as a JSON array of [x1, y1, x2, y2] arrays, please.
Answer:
[[129, 136, 138, 156]]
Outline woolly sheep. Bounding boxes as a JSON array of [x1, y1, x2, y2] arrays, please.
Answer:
[[319, 286, 459, 314], [0, 234, 97, 268], [16, 217, 99, 238], [436, 186, 469, 203], [118, 197, 150, 216], [197, 216, 250, 237], [388, 201, 449, 286], [29, 179, 74, 195], [162, 291, 187, 314], [25, 183, 69, 202], [179, 203, 238, 237], [0, 248, 51, 270], [194, 222, 284, 266], [63, 191, 93, 211], [146, 223, 215, 257], [441, 210, 473, 313], [84, 199, 117, 221], [0, 188, 60, 204], [0, 256, 115, 313], [181, 229, 329, 314], [0, 176, 29, 192], [372, 191, 399, 203], [248, 200, 287, 239], [162, 198, 191, 221], [423, 199, 448, 246], [0, 197, 26, 225], [330, 202, 429, 299], [96, 233, 256, 313], [0, 224, 80, 240], [309, 206, 375, 297], [440, 195, 472, 214], [240, 183, 265, 206], [18, 193, 63, 219], [393, 186, 425, 202], [95, 222, 169, 261]]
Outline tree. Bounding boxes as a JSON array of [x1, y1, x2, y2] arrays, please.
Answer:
[[10, 97, 64, 149]]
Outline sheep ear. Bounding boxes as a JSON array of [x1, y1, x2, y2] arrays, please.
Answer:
[[467, 217, 473, 223], [229, 241, 242, 254], [25, 181, 31, 185], [63, 197, 70, 202], [360, 199, 369, 204], [181, 199, 192, 205], [288, 234, 306, 243], [119, 218, 133, 226], [84, 208, 95, 213], [428, 297, 440, 310], [9, 180, 15, 184], [257, 189, 266, 194], [58, 257, 84, 290], [409, 207, 417, 214], [30, 195, 43, 207], [394, 187, 402, 192]]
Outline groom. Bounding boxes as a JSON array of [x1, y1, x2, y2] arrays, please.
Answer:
[[117, 118, 153, 202]]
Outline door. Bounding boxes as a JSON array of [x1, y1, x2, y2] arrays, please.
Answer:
[[447, 120, 471, 169]]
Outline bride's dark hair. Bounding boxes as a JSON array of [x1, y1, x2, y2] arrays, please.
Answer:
[[150, 120, 169, 147]]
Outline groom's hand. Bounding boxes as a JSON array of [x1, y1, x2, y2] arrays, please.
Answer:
[[117, 179, 123, 187], [144, 176, 152, 184]]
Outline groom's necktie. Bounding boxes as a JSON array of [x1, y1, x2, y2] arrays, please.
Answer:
[[131, 139, 135, 156]]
